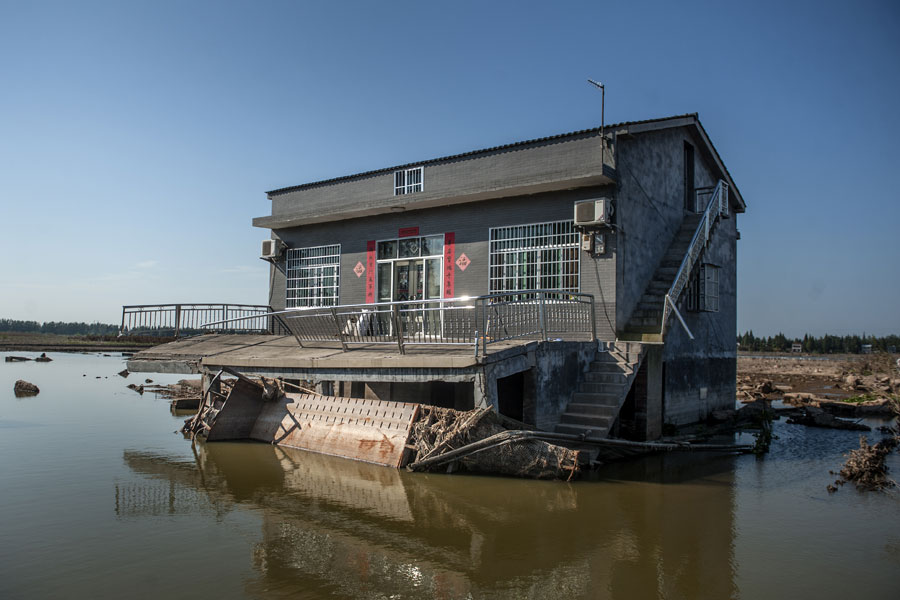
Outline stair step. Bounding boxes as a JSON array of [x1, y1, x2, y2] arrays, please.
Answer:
[[610, 341, 644, 353], [555, 423, 610, 438], [572, 391, 621, 404], [623, 322, 662, 342], [559, 412, 613, 427], [638, 299, 664, 309], [629, 316, 661, 327], [589, 362, 629, 374], [578, 381, 625, 394], [657, 266, 677, 278], [565, 402, 619, 417], [592, 354, 630, 366], [583, 371, 627, 384]]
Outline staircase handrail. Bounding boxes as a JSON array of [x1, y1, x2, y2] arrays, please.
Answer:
[[660, 180, 729, 338]]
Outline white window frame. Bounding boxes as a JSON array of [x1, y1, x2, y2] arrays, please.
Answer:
[[375, 235, 444, 302], [394, 167, 423, 195], [488, 220, 580, 294], [698, 263, 720, 312], [285, 244, 341, 308]]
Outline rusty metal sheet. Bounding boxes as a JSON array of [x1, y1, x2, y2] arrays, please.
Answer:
[[206, 378, 265, 441], [250, 393, 420, 468]]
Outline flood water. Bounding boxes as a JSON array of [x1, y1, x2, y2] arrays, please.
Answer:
[[1, 352, 898, 599]]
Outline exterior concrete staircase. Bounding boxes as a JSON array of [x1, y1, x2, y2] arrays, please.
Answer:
[[554, 342, 646, 439], [620, 213, 703, 342]]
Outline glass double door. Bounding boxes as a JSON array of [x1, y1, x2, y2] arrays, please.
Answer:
[[377, 258, 443, 336], [378, 258, 441, 303]]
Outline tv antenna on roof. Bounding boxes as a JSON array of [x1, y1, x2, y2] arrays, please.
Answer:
[[587, 79, 605, 150]]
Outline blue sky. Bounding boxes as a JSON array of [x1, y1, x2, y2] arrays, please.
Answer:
[[1, 0, 898, 336]]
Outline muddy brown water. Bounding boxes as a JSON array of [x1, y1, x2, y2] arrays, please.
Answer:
[[2, 352, 899, 599]]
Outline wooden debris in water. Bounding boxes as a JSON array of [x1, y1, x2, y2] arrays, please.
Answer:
[[828, 435, 899, 493], [407, 406, 581, 480], [828, 399, 899, 493]]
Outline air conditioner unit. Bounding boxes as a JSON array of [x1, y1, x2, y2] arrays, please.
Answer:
[[574, 198, 614, 227], [261, 239, 286, 259]]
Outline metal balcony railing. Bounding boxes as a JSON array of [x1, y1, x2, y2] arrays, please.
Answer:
[[120, 303, 289, 338], [200, 290, 597, 357], [661, 180, 729, 339]]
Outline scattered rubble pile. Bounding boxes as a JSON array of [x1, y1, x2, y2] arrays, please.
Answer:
[[407, 406, 581, 480], [737, 354, 900, 430], [126, 378, 205, 402]]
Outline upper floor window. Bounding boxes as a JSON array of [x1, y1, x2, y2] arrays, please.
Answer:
[[699, 264, 720, 312], [687, 263, 720, 313], [394, 167, 423, 195]]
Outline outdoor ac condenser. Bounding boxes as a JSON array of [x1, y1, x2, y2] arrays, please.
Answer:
[[574, 198, 614, 227], [261, 239, 285, 259]]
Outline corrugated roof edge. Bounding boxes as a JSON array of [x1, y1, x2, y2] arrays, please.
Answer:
[[265, 113, 699, 197]]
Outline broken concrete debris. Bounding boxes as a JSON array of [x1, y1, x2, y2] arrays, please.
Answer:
[[786, 407, 871, 431]]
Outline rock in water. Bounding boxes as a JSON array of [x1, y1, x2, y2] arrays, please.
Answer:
[[34, 353, 52, 362], [14, 380, 40, 396]]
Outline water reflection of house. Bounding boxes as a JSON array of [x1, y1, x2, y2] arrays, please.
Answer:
[[122, 442, 738, 599], [130, 113, 745, 439]]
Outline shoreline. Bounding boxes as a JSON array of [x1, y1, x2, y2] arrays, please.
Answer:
[[1, 343, 152, 353]]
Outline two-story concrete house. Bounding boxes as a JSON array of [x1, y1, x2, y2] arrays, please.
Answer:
[[241, 113, 745, 440], [130, 112, 744, 445]]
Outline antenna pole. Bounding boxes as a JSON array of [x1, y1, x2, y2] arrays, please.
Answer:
[[587, 79, 605, 156]]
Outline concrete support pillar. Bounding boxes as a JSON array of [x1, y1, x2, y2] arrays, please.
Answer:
[[644, 346, 664, 440], [473, 369, 492, 409], [364, 382, 391, 401]]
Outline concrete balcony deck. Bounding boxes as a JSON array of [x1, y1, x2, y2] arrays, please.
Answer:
[[126, 333, 542, 378]]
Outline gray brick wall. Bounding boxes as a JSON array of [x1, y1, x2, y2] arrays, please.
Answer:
[[268, 187, 617, 340], [613, 127, 737, 424], [261, 132, 611, 226], [662, 213, 738, 425], [614, 128, 716, 326]]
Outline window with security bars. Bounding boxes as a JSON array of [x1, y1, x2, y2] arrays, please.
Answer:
[[488, 220, 580, 294], [699, 264, 720, 312], [394, 167, 423, 195], [285, 245, 341, 308], [686, 263, 720, 312]]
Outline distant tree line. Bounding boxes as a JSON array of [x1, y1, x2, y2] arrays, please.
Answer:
[[0, 319, 119, 336], [738, 331, 900, 353]]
